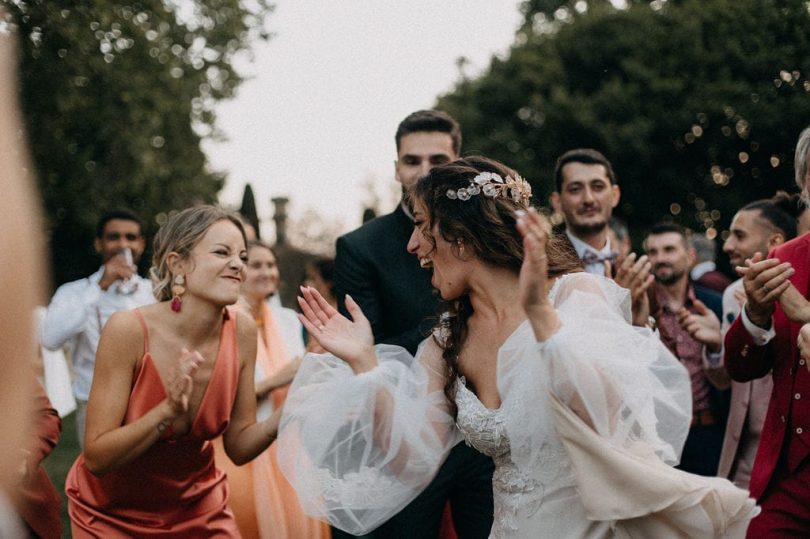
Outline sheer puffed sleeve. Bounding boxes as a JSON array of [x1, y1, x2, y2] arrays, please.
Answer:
[[499, 273, 757, 535], [499, 272, 692, 483], [276, 340, 458, 535]]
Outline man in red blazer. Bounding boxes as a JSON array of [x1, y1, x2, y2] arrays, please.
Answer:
[[724, 125, 810, 536]]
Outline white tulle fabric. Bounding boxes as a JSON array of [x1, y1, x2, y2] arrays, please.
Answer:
[[277, 273, 757, 538], [276, 341, 458, 535]]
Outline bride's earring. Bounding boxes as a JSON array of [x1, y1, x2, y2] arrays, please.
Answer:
[[457, 239, 464, 256]]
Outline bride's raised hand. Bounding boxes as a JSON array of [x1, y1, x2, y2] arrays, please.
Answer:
[[298, 286, 377, 373], [515, 207, 559, 341]]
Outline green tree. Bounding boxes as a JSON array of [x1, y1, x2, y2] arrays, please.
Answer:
[[5, 0, 271, 285], [438, 0, 810, 246]]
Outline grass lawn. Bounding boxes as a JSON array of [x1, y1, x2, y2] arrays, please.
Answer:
[[43, 411, 81, 538]]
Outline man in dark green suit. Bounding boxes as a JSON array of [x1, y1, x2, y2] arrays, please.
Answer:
[[333, 110, 494, 538]]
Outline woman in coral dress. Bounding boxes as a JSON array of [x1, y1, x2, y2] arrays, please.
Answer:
[[215, 241, 330, 538], [66, 206, 283, 537]]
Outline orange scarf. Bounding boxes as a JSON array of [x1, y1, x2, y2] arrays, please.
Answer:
[[256, 302, 291, 409]]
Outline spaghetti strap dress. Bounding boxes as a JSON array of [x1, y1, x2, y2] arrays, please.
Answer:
[[66, 307, 242, 538]]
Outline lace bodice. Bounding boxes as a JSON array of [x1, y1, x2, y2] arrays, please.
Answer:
[[455, 376, 573, 538]]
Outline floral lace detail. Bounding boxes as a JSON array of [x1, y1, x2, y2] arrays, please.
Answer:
[[455, 377, 571, 537], [455, 377, 509, 459], [309, 466, 401, 509]]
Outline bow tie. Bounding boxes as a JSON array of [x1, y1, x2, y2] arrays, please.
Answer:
[[581, 250, 618, 266]]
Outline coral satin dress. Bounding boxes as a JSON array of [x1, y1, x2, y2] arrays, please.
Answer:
[[66, 308, 242, 538]]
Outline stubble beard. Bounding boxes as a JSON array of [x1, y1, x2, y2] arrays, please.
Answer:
[[654, 267, 685, 286], [569, 219, 608, 238]]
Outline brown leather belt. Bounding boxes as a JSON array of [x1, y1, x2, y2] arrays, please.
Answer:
[[691, 409, 717, 427]]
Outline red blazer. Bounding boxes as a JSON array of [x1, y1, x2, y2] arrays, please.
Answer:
[[724, 233, 810, 500]]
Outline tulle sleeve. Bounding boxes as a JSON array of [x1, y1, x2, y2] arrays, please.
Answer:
[[276, 340, 458, 535], [499, 272, 693, 486]]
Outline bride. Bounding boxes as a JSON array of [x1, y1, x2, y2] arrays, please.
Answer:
[[278, 157, 757, 538]]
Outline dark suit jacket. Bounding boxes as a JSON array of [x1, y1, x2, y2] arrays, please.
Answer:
[[334, 204, 438, 355], [724, 233, 810, 500]]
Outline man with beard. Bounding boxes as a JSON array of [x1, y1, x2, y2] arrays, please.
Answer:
[[717, 193, 800, 489], [724, 126, 810, 535], [550, 149, 622, 275], [644, 223, 728, 476], [551, 149, 653, 326], [41, 209, 155, 446]]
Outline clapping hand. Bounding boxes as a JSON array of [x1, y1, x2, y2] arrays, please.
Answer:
[[612, 253, 654, 326], [677, 300, 722, 353], [516, 207, 559, 341], [298, 286, 377, 373], [736, 252, 794, 328], [167, 348, 203, 417]]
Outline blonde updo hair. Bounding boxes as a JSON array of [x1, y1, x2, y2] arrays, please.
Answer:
[[150, 205, 247, 301]]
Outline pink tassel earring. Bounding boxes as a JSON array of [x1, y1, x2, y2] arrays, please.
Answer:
[[170, 275, 185, 312]]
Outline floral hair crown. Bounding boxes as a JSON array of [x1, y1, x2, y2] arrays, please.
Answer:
[[446, 171, 532, 205]]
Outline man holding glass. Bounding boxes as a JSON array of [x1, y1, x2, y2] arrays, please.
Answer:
[[40, 209, 154, 446]]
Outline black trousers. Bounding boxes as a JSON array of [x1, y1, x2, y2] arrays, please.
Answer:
[[331, 442, 495, 539], [676, 423, 725, 477]]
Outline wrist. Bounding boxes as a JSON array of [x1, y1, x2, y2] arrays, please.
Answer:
[[632, 311, 651, 327], [745, 303, 773, 329], [263, 410, 281, 442], [159, 399, 179, 422], [525, 301, 555, 323], [98, 275, 114, 291], [349, 345, 378, 374]]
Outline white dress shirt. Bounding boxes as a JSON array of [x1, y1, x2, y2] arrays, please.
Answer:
[[40, 267, 155, 401], [565, 229, 614, 276]]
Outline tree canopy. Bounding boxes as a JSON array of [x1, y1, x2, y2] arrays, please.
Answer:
[[437, 0, 810, 246], [5, 0, 271, 285]]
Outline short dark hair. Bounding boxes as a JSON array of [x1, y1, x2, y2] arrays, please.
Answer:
[[644, 222, 690, 250], [553, 148, 617, 192], [741, 191, 803, 241], [311, 257, 335, 284], [96, 209, 144, 238], [395, 110, 462, 156]]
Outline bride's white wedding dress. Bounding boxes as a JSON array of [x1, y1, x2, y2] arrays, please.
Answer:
[[278, 273, 757, 538]]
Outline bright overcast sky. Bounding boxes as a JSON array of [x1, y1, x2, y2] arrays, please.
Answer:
[[205, 0, 523, 241]]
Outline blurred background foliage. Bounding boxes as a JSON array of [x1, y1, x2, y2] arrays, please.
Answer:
[[438, 0, 810, 248], [4, 0, 272, 287], [5, 0, 810, 286]]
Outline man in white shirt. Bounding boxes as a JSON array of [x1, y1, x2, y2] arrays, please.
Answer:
[[40, 209, 155, 446], [550, 148, 621, 275]]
